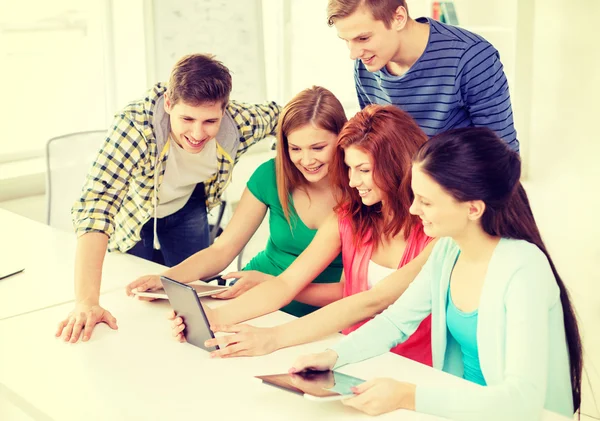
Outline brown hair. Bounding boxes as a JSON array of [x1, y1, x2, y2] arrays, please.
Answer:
[[326, 0, 408, 27], [166, 54, 232, 108], [276, 86, 347, 224], [330, 104, 426, 246]]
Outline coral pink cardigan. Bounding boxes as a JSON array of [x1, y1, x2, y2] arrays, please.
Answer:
[[339, 215, 433, 366]]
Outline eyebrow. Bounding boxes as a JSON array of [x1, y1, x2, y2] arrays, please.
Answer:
[[181, 115, 220, 121], [288, 141, 328, 148], [345, 162, 370, 168], [338, 32, 372, 41]]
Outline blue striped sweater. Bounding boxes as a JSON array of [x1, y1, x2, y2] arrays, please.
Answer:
[[355, 17, 519, 152]]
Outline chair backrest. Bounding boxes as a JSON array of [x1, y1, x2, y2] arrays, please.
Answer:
[[46, 130, 106, 231]]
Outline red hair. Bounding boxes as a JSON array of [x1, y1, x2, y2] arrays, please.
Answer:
[[331, 105, 427, 246]]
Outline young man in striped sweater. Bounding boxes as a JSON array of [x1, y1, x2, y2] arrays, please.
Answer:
[[327, 0, 519, 152]]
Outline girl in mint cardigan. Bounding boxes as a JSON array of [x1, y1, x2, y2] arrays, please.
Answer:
[[291, 128, 582, 421]]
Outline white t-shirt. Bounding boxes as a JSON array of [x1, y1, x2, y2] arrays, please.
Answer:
[[156, 137, 218, 218], [367, 259, 396, 289]]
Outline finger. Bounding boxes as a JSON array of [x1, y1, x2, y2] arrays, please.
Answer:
[[61, 317, 76, 342], [56, 318, 69, 337], [289, 356, 311, 373], [172, 317, 184, 328], [209, 342, 247, 358], [126, 278, 148, 295], [176, 332, 187, 343], [204, 333, 244, 349], [210, 324, 245, 334], [222, 271, 243, 279], [131, 278, 156, 293], [69, 314, 86, 343], [172, 323, 185, 337], [352, 378, 376, 394], [102, 311, 118, 330], [136, 295, 157, 302], [82, 313, 97, 342], [166, 310, 177, 320], [211, 281, 244, 299]]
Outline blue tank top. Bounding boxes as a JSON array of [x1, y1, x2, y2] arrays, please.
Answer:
[[446, 286, 487, 386]]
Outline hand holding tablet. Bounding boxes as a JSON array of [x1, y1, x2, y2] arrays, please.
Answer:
[[161, 276, 219, 352], [256, 370, 365, 402]]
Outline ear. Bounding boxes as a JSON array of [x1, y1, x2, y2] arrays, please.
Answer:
[[392, 5, 409, 31], [164, 93, 172, 114], [466, 200, 486, 221]]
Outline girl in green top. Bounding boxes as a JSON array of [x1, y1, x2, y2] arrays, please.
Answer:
[[127, 86, 347, 318]]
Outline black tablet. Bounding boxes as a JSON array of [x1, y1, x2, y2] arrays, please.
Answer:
[[256, 370, 365, 402], [160, 276, 218, 352]]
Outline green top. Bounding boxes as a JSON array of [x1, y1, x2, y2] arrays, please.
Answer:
[[244, 159, 343, 317]]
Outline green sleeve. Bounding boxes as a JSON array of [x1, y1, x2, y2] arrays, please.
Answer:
[[246, 158, 277, 205]]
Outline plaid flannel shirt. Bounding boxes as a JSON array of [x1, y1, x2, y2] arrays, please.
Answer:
[[72, 83, 281, 252]]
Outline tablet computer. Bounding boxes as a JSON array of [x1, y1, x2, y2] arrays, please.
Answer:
[[134, 274, 230, 299], [256, 370, 365, 402], [160, 276, 219, 352]]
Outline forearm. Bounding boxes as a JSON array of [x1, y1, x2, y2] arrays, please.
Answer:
[[294, 283, 343, 307], [74, 232, 109, 305], [273, 255, 426, 352], [212, 277, 296, 326], [161, 244, 234, 283], [273, 289, 385, 350]]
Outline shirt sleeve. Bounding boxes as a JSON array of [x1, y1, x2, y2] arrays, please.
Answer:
[[246, 159, 276, 205], [227, 100, 282, 162], [71, 114, 148, 238], [458, 42, 519, 153], [416, 249, 555, 421], [330, 245, 436, 368]]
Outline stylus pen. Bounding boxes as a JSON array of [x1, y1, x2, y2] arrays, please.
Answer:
[[0, 268, 25, 280]]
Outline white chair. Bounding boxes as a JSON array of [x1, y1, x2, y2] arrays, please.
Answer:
[[45, 131, 239, 267], [45, 130, 107, 232]]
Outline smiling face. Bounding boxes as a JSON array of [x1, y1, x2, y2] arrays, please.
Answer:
[[409, 163, 477, 238], [344, 145, 384, 206], [334, 5, 406, 72], [164, 95, 225, 153], [287, 125, 338, 184]]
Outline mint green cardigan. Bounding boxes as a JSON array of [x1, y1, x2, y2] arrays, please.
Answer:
[[331, 237, 574, 421]]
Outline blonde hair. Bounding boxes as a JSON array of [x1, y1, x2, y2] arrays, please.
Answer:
[[275, 86, 347, 224]]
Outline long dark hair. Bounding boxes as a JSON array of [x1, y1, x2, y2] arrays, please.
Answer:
[[414, 127, 582, 412]]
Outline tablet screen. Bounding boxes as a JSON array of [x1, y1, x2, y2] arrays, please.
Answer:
[[256, 370, 364, 398]]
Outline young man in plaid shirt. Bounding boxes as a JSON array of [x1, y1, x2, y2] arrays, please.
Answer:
[[56, 54, 281, 343]]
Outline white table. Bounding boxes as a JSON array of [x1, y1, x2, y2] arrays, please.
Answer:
[[0, 209, 572, 421], [0, 209, 165, 320], [0, 289, 572, 421]]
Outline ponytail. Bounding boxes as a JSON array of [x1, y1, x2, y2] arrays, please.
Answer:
[[484, 183, 582, 412]]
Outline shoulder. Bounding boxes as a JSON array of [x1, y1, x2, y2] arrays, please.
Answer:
[[226, 100, 281, 119], [121, 83, 166, 116], [423, 18, 496, 61], [430, 237, 460, 261], [251, 158, 276, 180], [247, 158, 277, 202], [497, 238, 550, 270], [496, 238, 559, 303]]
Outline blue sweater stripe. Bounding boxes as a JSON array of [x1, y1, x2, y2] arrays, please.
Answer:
[[355, 18, 519, 152]]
